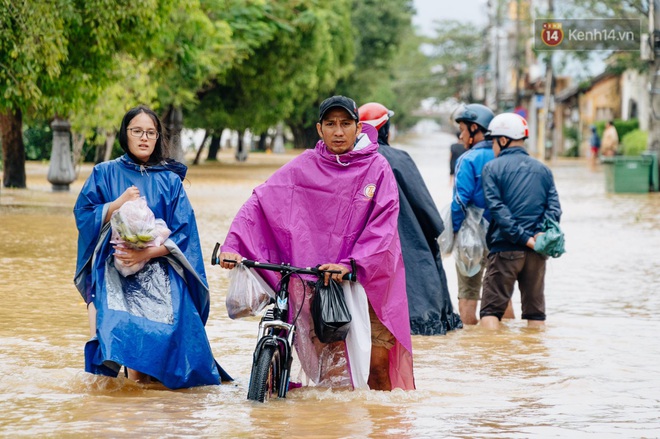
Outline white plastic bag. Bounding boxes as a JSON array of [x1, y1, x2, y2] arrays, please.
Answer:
[[226, 264, 276, 319], [438, 203, 454, 256], [453, 206, 488, 277], [110, 197, 171, 276]]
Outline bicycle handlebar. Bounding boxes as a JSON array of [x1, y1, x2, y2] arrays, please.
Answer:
[[211, 242, 357, 282]]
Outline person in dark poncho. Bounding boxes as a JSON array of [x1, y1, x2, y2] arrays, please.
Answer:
[[359, 102, 462, 335], [449, 132, 466, 186]]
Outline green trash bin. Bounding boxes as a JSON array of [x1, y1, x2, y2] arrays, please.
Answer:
[[603, 155, 654, 193], [641, 151, 659, 192]]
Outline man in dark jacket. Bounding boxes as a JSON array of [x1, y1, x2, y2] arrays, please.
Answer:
[[359, 102, 462, 335], [480, 113, 562, 330]]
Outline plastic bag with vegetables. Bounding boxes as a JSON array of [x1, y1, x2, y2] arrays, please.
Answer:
[[110, 197, 171, 276]]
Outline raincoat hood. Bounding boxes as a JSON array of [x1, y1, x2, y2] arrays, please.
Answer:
[[118, 154, 188, 181]]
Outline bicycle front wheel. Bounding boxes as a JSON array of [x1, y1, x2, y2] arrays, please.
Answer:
[[247, 344, 281, 402]]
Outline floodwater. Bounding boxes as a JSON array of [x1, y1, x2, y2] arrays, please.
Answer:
[[1, 124, 659, 438]]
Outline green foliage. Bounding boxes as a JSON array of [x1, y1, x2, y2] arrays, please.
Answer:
[[188, 0, 355, 135], [150, 0, 234, 109], [424, 19, 486, 102], [376, 28, 430, 131], [37, 0, 175, 118], [613, 119, 639, 140], [621, 129, 647, 156], [337, 0, 414, 102], [285, 0, 417, 141], [23, 120, 52, 161], [69, 56, 160, 139], [594, 118, 638, 140], [0, 0, 68, 112], [2, 0, 431, 165], [605, 53, 649, 76]]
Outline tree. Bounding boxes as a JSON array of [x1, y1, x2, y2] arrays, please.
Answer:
[[0, 0, 67, 187], [288, 0, 416, 148], [375, 28, 431, 131], [147, 0, 234, 160], [336, 0, 415, 103], [68, 56, 159, 167], [425, 19, 486, 103], [0, 0, 173, 188], [186, 0, 355, 153]]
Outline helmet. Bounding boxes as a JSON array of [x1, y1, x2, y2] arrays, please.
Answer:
[[453, 103, 495, 132], [487, 113, 529, 140], [358, 102, 394, 130]]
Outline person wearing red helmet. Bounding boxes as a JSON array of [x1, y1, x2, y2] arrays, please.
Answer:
[[359, 102, 462, 335]]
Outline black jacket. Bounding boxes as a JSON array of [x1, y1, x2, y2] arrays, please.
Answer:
[[376, 127, 462, 335], [482, 147, 562, 253]]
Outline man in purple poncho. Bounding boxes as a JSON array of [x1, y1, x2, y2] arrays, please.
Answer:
[[220, 96, 415, 391]]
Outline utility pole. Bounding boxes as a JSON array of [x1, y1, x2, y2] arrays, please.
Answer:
[[648, 0, 660, 162], [541, 0, 555, 161], [492, 0, 502, 110], [514, 0, 522, 108]]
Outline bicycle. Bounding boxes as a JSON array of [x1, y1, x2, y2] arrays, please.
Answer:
[[211, 242, 355, 402]]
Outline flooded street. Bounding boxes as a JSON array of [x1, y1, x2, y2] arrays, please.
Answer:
[[1, 126, 659, 438]]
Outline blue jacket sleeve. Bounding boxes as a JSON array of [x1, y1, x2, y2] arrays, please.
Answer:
[[451, 157, 476, 232]]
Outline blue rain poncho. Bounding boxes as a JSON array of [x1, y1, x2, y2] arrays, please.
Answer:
[[73, 155, 231, 389]]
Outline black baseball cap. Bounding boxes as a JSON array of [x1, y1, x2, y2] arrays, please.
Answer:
[[318, 95, 359, 122]]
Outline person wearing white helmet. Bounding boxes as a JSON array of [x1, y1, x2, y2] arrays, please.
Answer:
[[451, 103, 514, 325], [480, 113, 562, 330]]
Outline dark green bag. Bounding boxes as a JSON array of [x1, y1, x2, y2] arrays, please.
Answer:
[[534, 217, 566, 258]]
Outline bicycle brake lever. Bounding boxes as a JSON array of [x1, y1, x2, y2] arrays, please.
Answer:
[[211, 242, 220, 265]]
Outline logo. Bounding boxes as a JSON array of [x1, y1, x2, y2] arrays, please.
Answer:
[[541, 22, 564, 47], [363, 184, 376, 199]]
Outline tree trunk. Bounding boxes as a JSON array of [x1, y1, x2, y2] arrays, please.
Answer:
[[257, 132, 268, 151], [163, 105, 184, 162], [93, 131, 116, 164], [206, 133, 222, 161], [0, 108, 27, 188], [235, 129, 248, 162], [94, 140, 105, 164], [104, 132, 116, 162], [290, 123, 318, 149], [71, 132, 86, 176], [193, 130, 208, 165]]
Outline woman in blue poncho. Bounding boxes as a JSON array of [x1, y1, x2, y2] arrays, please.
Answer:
[[73, 106, 230, 389]]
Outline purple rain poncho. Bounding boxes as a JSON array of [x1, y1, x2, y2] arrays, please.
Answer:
[[74, 155, 230, 389], [221, 124, 415, 390]]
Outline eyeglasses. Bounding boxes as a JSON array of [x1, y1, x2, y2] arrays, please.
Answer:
[[127, 128, 159, 140]]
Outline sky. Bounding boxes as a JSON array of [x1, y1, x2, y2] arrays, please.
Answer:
[[412, 0, 488, 36], [411, 0, 605, 79]]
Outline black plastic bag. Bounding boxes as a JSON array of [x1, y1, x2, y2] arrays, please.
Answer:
[[312, 278, 352, 343]]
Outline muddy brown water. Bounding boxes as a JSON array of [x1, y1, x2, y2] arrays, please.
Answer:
[[1, 129, 659, 438]]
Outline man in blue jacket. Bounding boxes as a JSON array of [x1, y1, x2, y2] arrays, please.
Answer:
[[480, 113, 562, 329], [451, 103, 514, 325]]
